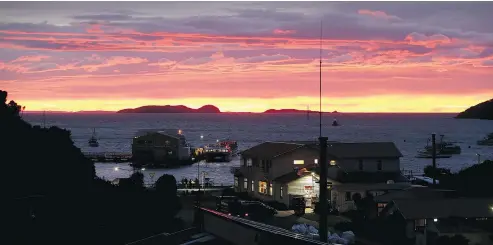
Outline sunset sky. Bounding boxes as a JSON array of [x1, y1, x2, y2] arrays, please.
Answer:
[[1, 1, 493, 113]]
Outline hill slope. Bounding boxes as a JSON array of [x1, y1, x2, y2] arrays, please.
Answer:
[[117, 105, 220, 113], [456, 99, 493, 120]]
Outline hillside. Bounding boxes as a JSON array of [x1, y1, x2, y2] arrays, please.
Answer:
[[117, 105, 220, 113], [456, 99, 493, 120]]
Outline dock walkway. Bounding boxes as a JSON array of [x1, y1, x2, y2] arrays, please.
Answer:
[[83, 152, 133, 162]]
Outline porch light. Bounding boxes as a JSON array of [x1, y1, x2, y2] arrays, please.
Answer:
[[141, 168, 146, 171], [433, 218, 438, 222]]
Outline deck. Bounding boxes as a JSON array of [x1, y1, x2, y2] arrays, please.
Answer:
[[83, 152, 133, 162]]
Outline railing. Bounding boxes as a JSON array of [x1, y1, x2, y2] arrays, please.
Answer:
[[195, 206, 328, 245], [125, 228, 197, 245]]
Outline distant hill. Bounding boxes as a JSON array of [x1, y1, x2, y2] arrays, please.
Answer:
[[263, 109, 337, 114], [456, 99, 493, 120], [117, 105, 221, 113]]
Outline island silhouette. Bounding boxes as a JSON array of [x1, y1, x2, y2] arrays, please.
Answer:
[[117, 105, 340, 114], [456, 98, 493, 120], [117, 105, 221, 113]]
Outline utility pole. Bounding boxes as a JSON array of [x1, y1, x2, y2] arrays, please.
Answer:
[[307, 105, 310, 121], [432, 133, 436, 186], [318, 19, 329, 243]]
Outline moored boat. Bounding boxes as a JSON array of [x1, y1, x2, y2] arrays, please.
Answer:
[[477, 133, 493, 146], [423, 135, 461, 154], [332, 119, 340, 127], [88, 128, 99, 147]]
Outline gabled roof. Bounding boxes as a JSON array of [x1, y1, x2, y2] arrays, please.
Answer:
[[374, 187, 455, 203], [240, 142, 306, 159], [241, 141, 403, 160], [322, 142, 403, 159], [391, 198, 493, 219], [273, 171, 302, 184], [135, 129, 184, 139]]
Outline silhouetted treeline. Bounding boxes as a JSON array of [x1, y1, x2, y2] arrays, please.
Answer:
[[1, 90, 182, 245], [424, 160, 493, 197]]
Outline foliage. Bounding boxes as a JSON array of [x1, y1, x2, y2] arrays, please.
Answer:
[[424, 165, 452, 179], [430, 160, 493, 197], [435, 235, 469, 245], [1, 90, 183, 245]]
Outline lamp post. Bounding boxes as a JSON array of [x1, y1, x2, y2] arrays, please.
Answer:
[[476, 153, 481, 165]]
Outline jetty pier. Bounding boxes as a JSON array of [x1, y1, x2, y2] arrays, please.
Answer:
[[83, 152, 133, 162]]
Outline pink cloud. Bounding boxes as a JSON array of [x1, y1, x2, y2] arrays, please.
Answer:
[[405, 32, 452, 48], [273, 29, 296, 35], [11, 55, 50, 63], [358, 9, 401, 20]]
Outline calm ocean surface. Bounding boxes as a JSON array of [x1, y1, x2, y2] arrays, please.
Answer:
[[23, 113, 493, 185]]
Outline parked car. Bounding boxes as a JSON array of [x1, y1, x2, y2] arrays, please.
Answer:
[[241, 201, 277, 221]]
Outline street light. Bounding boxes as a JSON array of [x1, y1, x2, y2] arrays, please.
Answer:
[[476, 153, 481, 165]]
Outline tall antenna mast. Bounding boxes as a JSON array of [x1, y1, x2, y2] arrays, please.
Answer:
[[307, 105, 310, 120], [319, 20, 323, 137]]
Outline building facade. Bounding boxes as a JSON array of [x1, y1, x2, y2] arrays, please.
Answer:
[[132, 129, 191, 164], [233, 141, 408, 211]]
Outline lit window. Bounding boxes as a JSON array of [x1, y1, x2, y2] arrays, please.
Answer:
[[247, 158, 252, 167], [293, 160, 304, 165], [330, 160, 336, 166], [234, 177, 238, 187], [314, 159, 318, 164], [259, 181, 267, 194], [269, 183, 273, 196], [251, 180, 254, 192], [280, 186, 283, 199], [244, 179, 248, 189]]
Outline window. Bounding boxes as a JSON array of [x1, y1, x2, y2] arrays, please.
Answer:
[[234, 177, 238, 187], [377, 160, 382, 171], [314, 159, 318, 164], [269, 183, 273, 196], [251, 180, 254, 192], [244, 179, 248, 189], [280, 186, 283, 199], [345, 192, 352, 201], [330, 160, 336, 166], [293, 160, 304, 165], [258, 181, 267, 194], [247, 158, 252, 167], [358, 160, 363, 170]]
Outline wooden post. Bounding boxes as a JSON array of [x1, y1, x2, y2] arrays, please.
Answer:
[[432, 133, 436, 186], [318, 137, 328, 242]]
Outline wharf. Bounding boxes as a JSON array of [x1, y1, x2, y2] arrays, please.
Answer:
[[83, 152, 133, 162]]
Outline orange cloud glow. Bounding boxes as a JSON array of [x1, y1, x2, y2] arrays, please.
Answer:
[[1, 2, 492, 113]]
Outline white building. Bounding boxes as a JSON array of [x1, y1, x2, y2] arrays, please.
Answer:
[[232, 141, 410, 211]]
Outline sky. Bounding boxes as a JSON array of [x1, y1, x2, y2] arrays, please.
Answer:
[[1, 1, 493, 113]]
